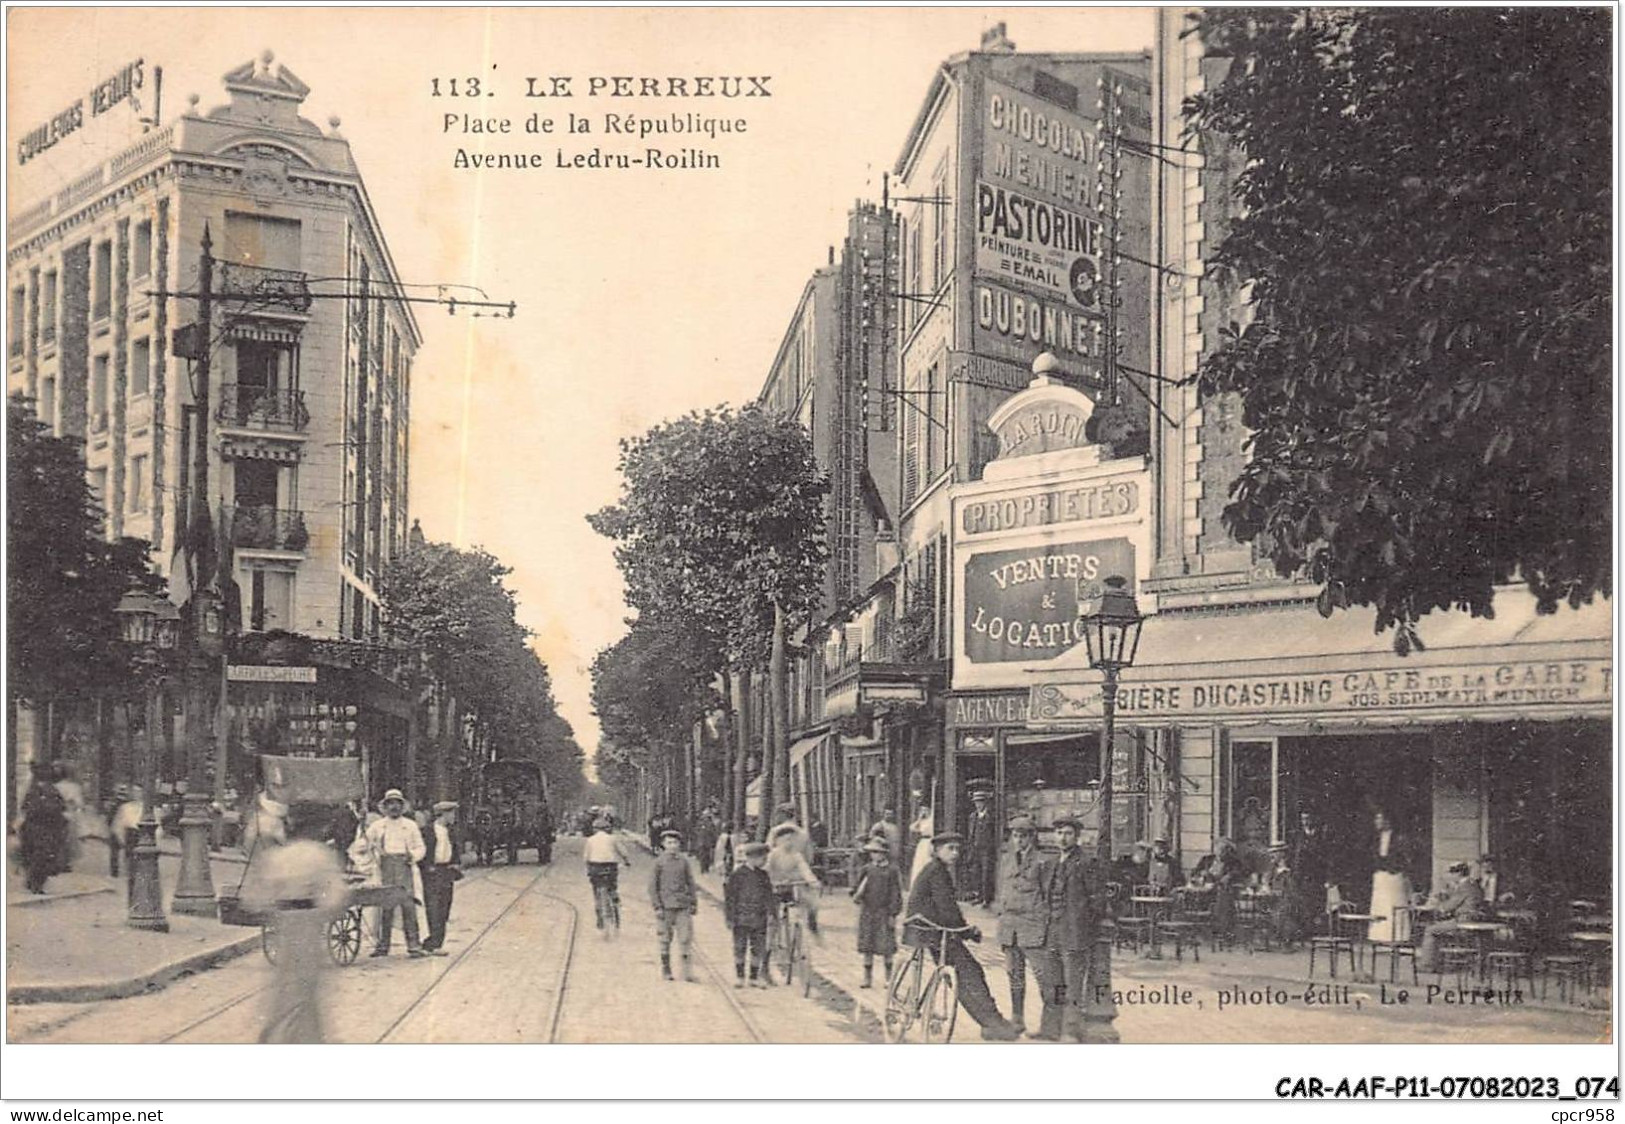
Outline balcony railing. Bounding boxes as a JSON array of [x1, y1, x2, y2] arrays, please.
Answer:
[[218, 385, 310, 431], [226, 505, 309, 553], [217, 262, 313, 314]]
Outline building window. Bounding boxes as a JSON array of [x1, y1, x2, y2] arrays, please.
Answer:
[[93, 240, 113, 319], [925, 361, 944, 483], [41, 271, 57, 344], [1225, 738, 1280, 849], [39, 377, 56, 430], [126, 454, 149, 512], [351, 587, 366, 640], [223, 213, 302, 271], [90, 354, 110, 431], [906, 220, 922, 331], [930, 169, 948, 292], [132, 220, 153, 280], [130, 337, 151, 397], [8, 286, 23, 358], [248, 568, 293, 632]]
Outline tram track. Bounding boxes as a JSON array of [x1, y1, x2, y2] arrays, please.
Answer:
[[151, 860, 547, 1044]]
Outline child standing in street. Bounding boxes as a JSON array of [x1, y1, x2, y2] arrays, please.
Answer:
[[648, 829, 698, 981], [724, 841, 774, 988], [851, 837, 903, 988]]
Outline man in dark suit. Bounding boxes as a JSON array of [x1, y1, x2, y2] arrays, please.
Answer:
[[963, 783, 999, 904], [995, 815, 1060, 1038], [906, 832, 1020, 1041], [1047, 816, 1106, 1043]]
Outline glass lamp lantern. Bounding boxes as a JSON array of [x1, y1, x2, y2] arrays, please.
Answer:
[[115, 587, 159, 646], [1078, 575, 1144, 672], [154, 598, 182, 650]]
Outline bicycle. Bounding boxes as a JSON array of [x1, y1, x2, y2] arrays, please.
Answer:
[[768, 879, 814, 996], [588, 866, 622, 938], [883, 914, 971, 1043]]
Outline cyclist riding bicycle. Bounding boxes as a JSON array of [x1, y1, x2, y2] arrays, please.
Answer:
[[583, 817, 631, 928], [767, 822, 822, 936], [905, 830, 1020, 1040]]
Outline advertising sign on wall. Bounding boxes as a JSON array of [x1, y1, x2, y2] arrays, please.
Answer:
[[974, 180, 1104, 311], [963, 537, 1135, 664]]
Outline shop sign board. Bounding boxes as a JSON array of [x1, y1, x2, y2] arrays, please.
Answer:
[[1028, 657, 1614, 725], [949, 691, 1030, 728], [227, 664, 318, 684], [972, 279, 1107, 379], [963, 537, 1136, 666]]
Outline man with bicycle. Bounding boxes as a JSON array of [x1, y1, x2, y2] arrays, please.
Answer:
[[905, 831, 1021, 1041], [767, 821, 822, 938], [583, 815, 631, 930]]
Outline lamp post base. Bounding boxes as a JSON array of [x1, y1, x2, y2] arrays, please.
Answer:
[[1082, 927, 1121, 1043], [169, 792, 218, 916], [126, 817, 169, 932]]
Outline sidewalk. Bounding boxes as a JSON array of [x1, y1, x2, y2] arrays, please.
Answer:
[[6, 838, 259, 1004], [662, 838, 1611, 1043]]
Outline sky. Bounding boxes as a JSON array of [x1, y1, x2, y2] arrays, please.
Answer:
[[7, 6, 1155, 770]]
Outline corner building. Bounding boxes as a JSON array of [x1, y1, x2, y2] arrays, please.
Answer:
[[7, 56, 424, 804]]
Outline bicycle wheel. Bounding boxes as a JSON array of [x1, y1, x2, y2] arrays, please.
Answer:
[[780, 924, 801, 987], [883, 954, 921, 1043], [328, 907, 362, 965], [798, 928, 813, 998], [922, 965, 959, 1043]]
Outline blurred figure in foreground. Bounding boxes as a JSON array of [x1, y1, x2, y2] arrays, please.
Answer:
[[247, 806, 348, 1043]]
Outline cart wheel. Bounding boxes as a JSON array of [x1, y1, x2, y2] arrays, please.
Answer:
[[261, 921, 280, 965], [328, 907, 362, 965]]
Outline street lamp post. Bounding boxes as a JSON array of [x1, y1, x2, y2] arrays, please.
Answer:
[[115, 588, 180, 931], [1077, 573, 1144, 1044], [171, 227, 223, 917]]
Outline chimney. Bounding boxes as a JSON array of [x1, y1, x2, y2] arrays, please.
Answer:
[[980, 22, 1016, 52]]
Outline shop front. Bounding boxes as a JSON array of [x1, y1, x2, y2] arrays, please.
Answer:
[[947, 371, 1155, 852], [1027, 591, 1613, 904]]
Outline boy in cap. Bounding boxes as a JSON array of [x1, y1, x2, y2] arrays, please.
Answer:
[[851, 837, 903, 988], [906, 831, 1021, 1040], [649, 829, 698, 980], [365, 789, 428, 958], [724, 841, 774, 987]]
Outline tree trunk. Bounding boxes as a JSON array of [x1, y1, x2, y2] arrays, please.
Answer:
[[718, 668, 733, 825], [769, 602, 790, 820], [756, 684, 775, 843], [732, 666, 750, 831]]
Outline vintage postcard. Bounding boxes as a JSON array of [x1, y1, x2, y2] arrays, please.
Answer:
[[3, 3, 1616, 1106]]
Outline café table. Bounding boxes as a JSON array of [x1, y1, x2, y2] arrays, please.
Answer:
[[1571, 914, 1612, 931], [1454, 919, 1504, 979]]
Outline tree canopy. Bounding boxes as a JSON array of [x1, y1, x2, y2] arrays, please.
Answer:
[[7, 395, 158, 705], [588, 403, 830, 664], [1187, 8, 1610, 651], [379, 536, 584, 796]]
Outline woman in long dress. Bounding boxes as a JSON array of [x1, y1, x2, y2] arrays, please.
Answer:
[[1367, 809, 1414, 942], [907, 805, 934, 889]]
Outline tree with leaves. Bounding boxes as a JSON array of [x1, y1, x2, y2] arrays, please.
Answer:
[[590, 404, 829, 835], [379, 537, 585, 802], [1187, 8, 1610, 651], [7, 396, 159, 800]]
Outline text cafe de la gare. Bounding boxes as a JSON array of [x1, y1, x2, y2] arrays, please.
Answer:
[[946, 373, 1611, 904]]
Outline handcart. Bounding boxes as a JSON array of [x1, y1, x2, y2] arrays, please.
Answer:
[[218, 755, 412, 966]]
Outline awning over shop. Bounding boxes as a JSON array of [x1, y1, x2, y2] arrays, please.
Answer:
[[789, 733, 829, 768], [1028, 588, 1612, 728]]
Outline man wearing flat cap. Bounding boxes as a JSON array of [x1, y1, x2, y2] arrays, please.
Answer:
[[996, 815, 1061, 1038], [1047, 816, 1106, 1041], [650, 829, 698, 981], [365, 789, 427, 958], [905, 831, 1021, 1040], [419, 801, 462, 956]]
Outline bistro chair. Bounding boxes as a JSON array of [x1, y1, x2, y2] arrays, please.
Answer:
[[1435, 941, 1481, 991], [1113, 884, 1159, 954], [1307, 903, 1358, 980], [1368, 908, 1419, 986], [1540, 952, 1591, 1004], [1156, 888, 1204, 963]]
